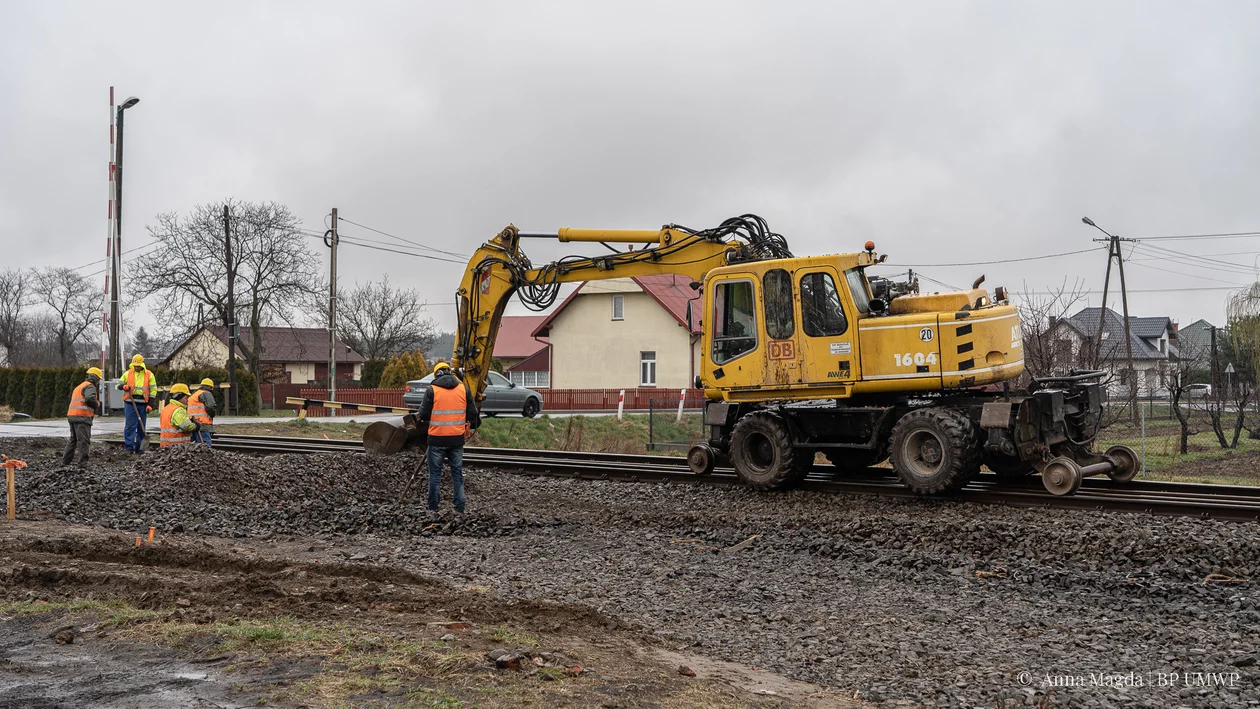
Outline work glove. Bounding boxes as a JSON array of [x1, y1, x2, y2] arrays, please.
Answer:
[[122, 384, 132, 393], [146, 403, 154, 413], [192, 421, 201, 433]]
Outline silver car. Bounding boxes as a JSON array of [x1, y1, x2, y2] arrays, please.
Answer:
[[402, 370, 544, 418]]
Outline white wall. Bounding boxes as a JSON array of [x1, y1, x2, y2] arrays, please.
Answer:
[[548, 279, 695, 389]]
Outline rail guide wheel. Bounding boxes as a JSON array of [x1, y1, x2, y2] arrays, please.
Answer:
[[1104, 445, 1141, 483], [687, 443, 716, 475], [1041, 456, 1083, 496]]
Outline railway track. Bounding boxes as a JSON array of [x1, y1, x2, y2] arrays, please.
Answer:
[[116, 433, 1260, 522]]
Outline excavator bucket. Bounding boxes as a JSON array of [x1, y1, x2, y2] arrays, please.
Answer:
[[363, 415, 426, 456]]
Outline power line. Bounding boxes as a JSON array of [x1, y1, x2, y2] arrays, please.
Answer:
[[1134, 230, 1260, 241], [337, 216, 468, 259], [897, 246, 1103, 268], [1131, 242, 1258, 275], [1124, 260, 1253, 286]]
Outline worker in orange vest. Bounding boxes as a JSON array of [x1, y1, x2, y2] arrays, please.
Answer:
[[187, 378, 216, 446], [61, 367, 102, 470], [120, 354, 158, 453], [159, 383, 198, 447], [418, 361, 480, 515]]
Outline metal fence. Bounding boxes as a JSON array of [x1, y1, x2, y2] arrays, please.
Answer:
[[646, 396, 706, 451]]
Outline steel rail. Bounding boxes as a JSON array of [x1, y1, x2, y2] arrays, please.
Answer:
[[114, 433, 1260, 521]]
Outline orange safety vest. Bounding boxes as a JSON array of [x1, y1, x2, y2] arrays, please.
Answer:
[[159, 402, 192, 447], [187, 389, 211, 424], [123, 368, 155, 401], [427, 384, 470, 438], [67, 381, 96, 419]]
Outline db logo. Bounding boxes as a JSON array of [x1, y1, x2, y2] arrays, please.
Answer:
[[769, 341, 795, 360], [919, 327, 934, 343]]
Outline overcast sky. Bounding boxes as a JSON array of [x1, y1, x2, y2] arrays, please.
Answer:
[[3, 1, 1259, 338]]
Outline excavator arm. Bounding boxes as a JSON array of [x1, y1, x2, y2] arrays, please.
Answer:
[[453, 224, 736, 402], [361, 215, 790, 454]]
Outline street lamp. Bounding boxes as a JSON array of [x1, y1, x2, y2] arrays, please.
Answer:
[[108, 96, 139, 381]]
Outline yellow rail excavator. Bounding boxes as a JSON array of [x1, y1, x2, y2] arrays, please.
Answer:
[[363, 215, 1139, 496]]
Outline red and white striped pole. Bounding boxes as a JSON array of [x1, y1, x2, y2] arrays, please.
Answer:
[[617, 389, 625, 420], [676, 388, 686, 423], [100, 86, 115, 379]]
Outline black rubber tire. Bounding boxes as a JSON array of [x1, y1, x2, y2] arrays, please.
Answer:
[[983, 452, 1033, 481], [889, 407, 980, 494], [824, 446, 888, 472], [730, 411, 806, 491], [521, 398, 540, 418]]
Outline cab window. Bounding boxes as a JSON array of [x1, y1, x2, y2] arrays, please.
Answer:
[[800, 271, 848, 336], [712, 280, 757, 364], [844, 268, 871, 314], [763, 269, 795, 340]]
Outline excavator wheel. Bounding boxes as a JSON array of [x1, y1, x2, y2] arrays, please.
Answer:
[[730, 411, 806, 491], [983, 452, 1034, 481], [889, 407, 980, 494]]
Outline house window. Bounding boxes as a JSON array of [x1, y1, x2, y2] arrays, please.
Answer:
[[800, 271, 848, 337], [1119, 369, 1130, 386], [763, 269, 795, 340], [509, 370, 550, 388], [612, 295, 624, 321], [1160, 339, 1166, 354], [640, 351, 656, 386], [712, 280, 757, 364]]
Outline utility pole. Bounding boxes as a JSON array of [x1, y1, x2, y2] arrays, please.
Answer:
[[327, 208, 339, 401], [1210, 326, 1220, 400], [1083, 217, 1137, 422], [224, 204, 237, 416]]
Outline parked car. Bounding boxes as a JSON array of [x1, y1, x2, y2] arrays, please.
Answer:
[[1185, 383, 1212, 398], [402, 370, 544, 418]]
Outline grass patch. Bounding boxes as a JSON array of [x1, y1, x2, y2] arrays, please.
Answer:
[[1096, 420, 1260, 484], [486, 626, 540, 648]]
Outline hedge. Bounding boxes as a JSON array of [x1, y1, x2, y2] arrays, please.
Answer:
[[360, 359, 387, 389], [0, 364, 259, 417]]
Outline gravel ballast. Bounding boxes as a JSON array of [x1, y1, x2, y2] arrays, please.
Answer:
[[5, 437, 1260, 708]]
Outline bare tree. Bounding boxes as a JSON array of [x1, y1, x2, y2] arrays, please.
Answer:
[[325, 276, 438, 361], [1168, 340, 1209, 455], [30, 267, 103, 365], [0, 268, 29, 363], [1017, 279, 1091, 380], [130, 200, 323, 381]]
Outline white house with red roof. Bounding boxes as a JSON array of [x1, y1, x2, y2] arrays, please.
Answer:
[[530, 275, 701, 390]]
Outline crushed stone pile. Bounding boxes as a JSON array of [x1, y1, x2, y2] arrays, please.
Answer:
[[13, 441, 529, 538]]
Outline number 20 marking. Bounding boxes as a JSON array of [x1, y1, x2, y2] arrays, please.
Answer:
[[893, 352, 937, 367]]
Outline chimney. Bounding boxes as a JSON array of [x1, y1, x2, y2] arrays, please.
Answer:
[[1170, 320, 1179, 340], [1048, 315, 1058, 329]]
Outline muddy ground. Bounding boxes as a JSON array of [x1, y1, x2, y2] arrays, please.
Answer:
[[2, 437, 1259, 708]]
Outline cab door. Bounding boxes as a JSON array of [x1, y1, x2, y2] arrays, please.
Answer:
[[796, 267, 859, 385], [703, 274, 762, 389], [761, 267, 804, 386]]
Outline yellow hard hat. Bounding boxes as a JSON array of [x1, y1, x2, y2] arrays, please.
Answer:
[[169, 383, 191, 397], [131, 354, 145, 365], [200, 378, 215, 388], [433, 361, 451, 373], [86, 366, 103, 378]]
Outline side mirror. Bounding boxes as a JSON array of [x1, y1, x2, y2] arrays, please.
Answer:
[[509, 381, 517, 388], [686, 300, 693, 331]]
